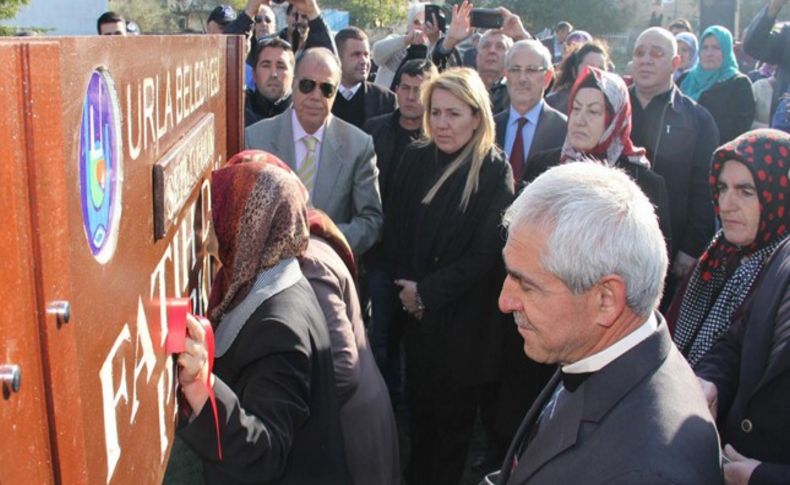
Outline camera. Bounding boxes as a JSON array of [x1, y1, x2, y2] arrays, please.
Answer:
[[425, 5, 447, 33], [470, 8, 503, 29]]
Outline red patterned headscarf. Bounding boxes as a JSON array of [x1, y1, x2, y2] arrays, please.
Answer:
[[672, 129, 789, 367], [207, 150, 310, 323], [561, 66, 649, 168], [700, 128, 789, 280]]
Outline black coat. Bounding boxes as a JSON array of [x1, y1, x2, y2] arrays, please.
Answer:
[[385, 143, 515, 387], [179, 278, 349, 484], [696, 237, 790, 485], [682, 72, 755, 144], [524, 148, 674, 257], [629, 85, 717, 259], [244, 89, 291, 127]]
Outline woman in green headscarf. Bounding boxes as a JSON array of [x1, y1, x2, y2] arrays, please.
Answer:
[[679, 25, 755, 143]]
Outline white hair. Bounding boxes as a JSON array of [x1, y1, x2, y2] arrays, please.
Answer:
[[502, 162, 668, 317], [407, 2, 427, 25], [505, 39, 552, 70]]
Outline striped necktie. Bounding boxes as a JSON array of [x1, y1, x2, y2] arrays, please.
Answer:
[[298, 135, 318, 192]]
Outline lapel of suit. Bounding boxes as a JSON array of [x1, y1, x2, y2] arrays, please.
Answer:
[[495, 111, 508, 149], [312, 115, 343, 209], [525, 105, 547, 162], [508, 317, 672, 483], [274, 108, 297, 171], [499, 370, 560, 484], [509, 372, 583, 483]]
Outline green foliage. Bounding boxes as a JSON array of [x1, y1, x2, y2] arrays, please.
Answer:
[[0, 0, 29, 34], [322, 0, 405, 29], [0, 0, 29, 19], [114, 0, 181, 33], [473, 0, 642, 34]]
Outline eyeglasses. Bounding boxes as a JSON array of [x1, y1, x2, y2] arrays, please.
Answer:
[[254, 15, 274, 24], [298, 78, 336, 98], [633, 46, 668, 59], [507, 65, 549, 76]]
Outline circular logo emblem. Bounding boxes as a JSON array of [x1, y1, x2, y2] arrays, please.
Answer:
[[79, 68, 123, 263]]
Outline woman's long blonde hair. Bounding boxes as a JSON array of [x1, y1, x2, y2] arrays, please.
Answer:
[[420, 67, 497, 212]]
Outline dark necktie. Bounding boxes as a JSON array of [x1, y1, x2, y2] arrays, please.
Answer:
[[509, 117, 527, 186]]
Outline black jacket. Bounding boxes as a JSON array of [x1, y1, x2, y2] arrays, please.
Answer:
[[743, 5, 790, 119], [244, 89, 291, 127], [179, 278, 349, 484], [385, 143, 515, 386], [362, 109, 415, 205], [524, 148, 674, 257], [361, 110, 420, 264], [696, 237, 790, 485], [679, 71, 755, 144], [629, 85, 717, 259]]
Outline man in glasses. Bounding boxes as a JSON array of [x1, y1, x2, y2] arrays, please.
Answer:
[[628, 27, 719, 306], [332, 27, 396, 128], [495, 40, 566, 190], [246, 47, 383, 256], [245, 38, 295, 126]]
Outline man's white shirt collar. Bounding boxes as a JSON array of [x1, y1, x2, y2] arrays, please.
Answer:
[[562, 313, 658, 374], [292, 109, 326, 144], [340, 82, 362, 100]]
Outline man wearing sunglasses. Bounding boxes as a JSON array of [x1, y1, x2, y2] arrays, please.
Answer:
[[246, 47, 383, 256], [628, 27, 719, 308], [253, 4, 277, 39]]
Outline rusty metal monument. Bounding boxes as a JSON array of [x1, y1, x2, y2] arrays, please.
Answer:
[[0, 34, 244, 484]]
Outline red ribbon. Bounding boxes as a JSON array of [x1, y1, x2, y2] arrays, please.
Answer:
[[194, 315, 223, 461]]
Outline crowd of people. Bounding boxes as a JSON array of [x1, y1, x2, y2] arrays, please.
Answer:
[[96, 1, 789, 484]]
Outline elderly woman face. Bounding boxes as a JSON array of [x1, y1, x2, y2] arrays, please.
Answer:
[[429, 88, 481, 154], [700, 35, 723, 71], [568, 87, 607, 153], [717, 160, 760, 247]]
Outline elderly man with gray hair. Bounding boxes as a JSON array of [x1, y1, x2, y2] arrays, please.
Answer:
[[495, 39, 567, 188], [489, 162, 723, 484], [246, 47, 383, 256]]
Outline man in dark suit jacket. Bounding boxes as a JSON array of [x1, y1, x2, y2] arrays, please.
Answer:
[[697, 237, 790, 485], [332, 27, 397, 128], [494, 39, 567, 191], [490, 163, 722, 485], [246, 48, 383, 256]]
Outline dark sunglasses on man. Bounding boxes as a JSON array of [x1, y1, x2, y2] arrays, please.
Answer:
[[297, 78, 336, 98]]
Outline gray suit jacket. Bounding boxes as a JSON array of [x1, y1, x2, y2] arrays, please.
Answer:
[[495, 321, 723, 485], [494, 103, 567, 182], [245, 109, 383, 255]]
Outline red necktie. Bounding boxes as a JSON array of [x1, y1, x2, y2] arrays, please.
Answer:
[[509, 117, 527, 187]]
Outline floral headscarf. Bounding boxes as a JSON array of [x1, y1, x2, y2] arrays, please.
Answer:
[[207, 150, 310, 323], [561, 66, 650, 168]]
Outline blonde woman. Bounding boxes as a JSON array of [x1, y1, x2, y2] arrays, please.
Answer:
[[384, 67, 514, 484]]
